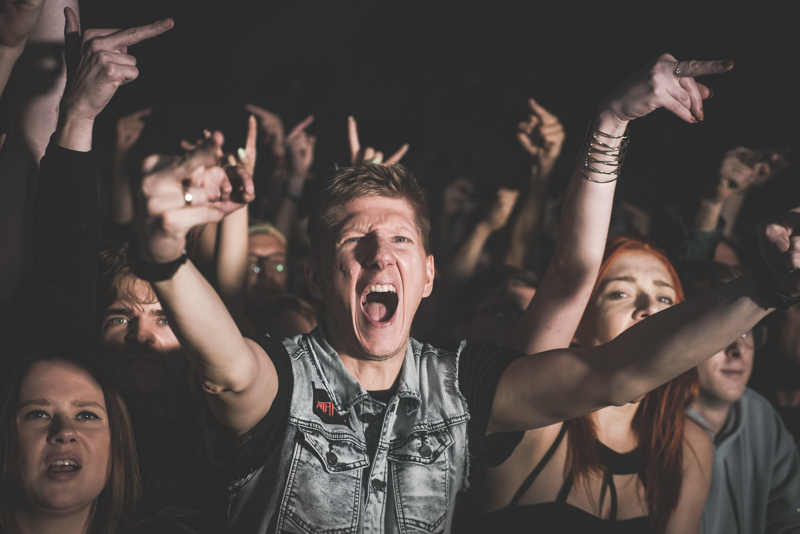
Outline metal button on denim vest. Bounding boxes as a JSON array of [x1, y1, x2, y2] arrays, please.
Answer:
[[227, 328, 470, 533]]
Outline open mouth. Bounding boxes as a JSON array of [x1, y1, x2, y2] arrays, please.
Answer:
[[362, 284, 398, 324], [48, 459, 81, 473]]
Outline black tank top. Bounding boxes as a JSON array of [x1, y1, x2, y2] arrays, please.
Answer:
[[471, 423, 653, 533]]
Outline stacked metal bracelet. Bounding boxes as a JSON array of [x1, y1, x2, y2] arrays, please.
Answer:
[[580, 128, 629, 183]]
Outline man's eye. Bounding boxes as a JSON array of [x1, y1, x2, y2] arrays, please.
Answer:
[[394, 236, 409, 243], [157, 318, 170, 326], [345, 237, 361, 243], [77, 411, 101, 421], [608, 291, 627, 299], [107, 317, 128, 326]]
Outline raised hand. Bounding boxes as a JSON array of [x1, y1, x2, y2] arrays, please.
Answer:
[[246, 103, 285, 162], [517, 98, 565, 175], [443, 178, 476, 217], [601, 54, 733, 126], [482, 188, 519, 232], [60, 7, 173, 125], [0, 0, 47, 49], [348, 116, 409, 165], [285, 114, 315, 178], [758, 208, 800, 299], [138, 132, 254, 263], [116, 107, 151, 153]]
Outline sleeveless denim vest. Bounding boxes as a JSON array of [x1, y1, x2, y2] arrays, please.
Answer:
[[227, 328, 471, 533]]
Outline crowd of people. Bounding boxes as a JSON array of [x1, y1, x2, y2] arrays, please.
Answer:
[[1, 1, 799, 533]]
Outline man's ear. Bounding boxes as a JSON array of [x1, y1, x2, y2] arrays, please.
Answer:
[[304, 255, 325, 300], [422, 254, 435, 298]]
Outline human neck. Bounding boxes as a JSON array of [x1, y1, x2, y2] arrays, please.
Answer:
[[17, 506, 91, 534], [592, 402, 640, 451], [339, 351, 405, 391], [692, 392, 734, 435]]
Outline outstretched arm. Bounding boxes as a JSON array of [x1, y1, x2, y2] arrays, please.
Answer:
[[492, 56, 755, 431], [136, 135, 273, 434], [508, 55, 729, 356]]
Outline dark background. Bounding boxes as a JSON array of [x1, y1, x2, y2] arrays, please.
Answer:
[[80, 0, 800, 223]]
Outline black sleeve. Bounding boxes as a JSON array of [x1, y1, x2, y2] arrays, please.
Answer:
[[202, 335, 294, 482], [18, 140, 99, 348], [458, 341, 525, 467]]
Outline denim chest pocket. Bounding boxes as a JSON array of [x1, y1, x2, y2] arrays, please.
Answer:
[[388, 427, 454, 533], [279, 426, 369, 533]]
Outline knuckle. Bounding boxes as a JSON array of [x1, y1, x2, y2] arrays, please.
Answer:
[[89, 38, 104, 52], [689, 60, 699, 71]]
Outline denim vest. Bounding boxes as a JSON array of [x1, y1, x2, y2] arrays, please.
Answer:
[[227, 328, 471, 533]]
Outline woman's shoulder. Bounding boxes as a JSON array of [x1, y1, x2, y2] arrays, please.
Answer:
[[681, 414, 714, 471]]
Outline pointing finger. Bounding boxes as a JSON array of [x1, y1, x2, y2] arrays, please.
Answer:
[[348, 116, 360, 164], [288, 114, 315, 139], [678, 77, 704, 121], [385, 143, 409, 165], [528, 98, 559, 126], [675, 59, 734, 78], [99, 18, 174, 51], [64, 6, 80, 37]]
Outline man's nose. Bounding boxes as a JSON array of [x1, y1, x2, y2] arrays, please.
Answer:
[[724, 336, 745, 359], [47, 414, 77, 444], [362, 237, 394, 269], [125, 318, 156, 345]]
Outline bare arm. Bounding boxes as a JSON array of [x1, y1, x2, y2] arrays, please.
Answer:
[[664, 418, 713, 534], [493, 270, 772, 431], [274, 114, 314, 240], [508, 55, 728, 356], [445, 188, 518, 285], [503, 98, 565, 269], [137, 134, 272, 434]]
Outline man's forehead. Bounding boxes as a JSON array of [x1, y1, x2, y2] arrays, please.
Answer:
[[106, 275, 161, 314], [335, 196, 420, 234]]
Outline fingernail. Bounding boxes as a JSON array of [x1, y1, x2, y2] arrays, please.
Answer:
[[203, 129, 210, 136], [699, 109, 704, 122], [708, 88, 714, 99], [722, 60, 734, 68], [237, 148, 247, 160], [348, 115, 354, 121]]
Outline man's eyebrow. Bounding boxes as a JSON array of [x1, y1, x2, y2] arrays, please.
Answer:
[[103, 307, 132, 316]]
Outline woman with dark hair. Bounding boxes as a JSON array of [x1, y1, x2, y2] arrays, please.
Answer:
[[471, 237, 713, 533], [0, 347, 140, 534]]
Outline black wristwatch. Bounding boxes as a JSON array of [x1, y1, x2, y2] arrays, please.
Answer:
[[130, 247, 188, 282]]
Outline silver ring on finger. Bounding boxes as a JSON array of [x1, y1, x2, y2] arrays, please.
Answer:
[[674, 66, 681, 77], [183, 185, 193, 207]]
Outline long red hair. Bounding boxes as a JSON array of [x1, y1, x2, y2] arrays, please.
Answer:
[[567, 236, 698, 534]]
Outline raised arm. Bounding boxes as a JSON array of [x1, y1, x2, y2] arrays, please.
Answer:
[[507, 55, 729, 356], [135, 135, 276, 434], [491, 56, 764, 431], [274, 114, 314, 240], [503, 98, 565, 269], [445, 187, 518, 285]]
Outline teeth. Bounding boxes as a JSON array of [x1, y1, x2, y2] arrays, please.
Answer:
[[50, 460, 78, 467], [368, 284, 396, 294]]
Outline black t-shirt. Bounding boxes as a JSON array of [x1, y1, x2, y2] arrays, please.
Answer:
[[204, 337, 524, 482]]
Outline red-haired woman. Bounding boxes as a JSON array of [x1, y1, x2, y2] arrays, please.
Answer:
[[470, 237, 713, 533]]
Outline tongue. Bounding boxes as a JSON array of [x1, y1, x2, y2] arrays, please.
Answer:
[[48, 465, 78, 472], [364, 302, 389, 322]]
